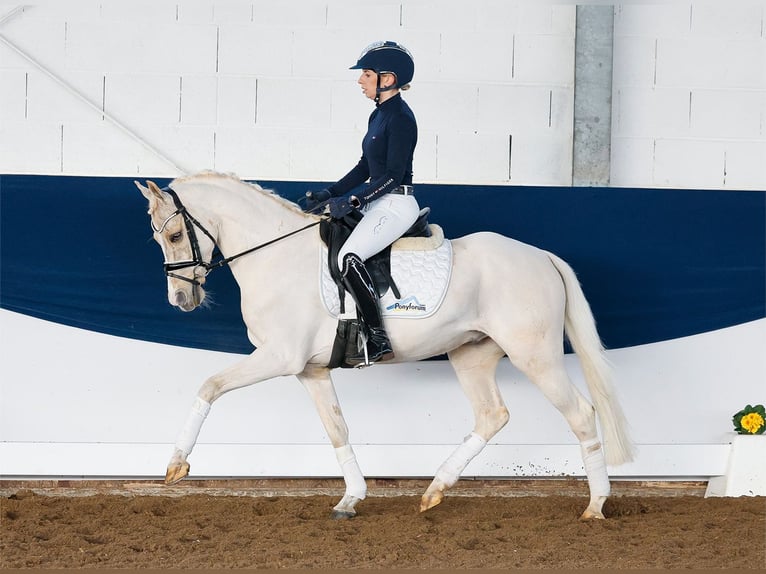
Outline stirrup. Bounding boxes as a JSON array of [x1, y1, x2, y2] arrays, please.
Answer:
[[348, 329, 394, 367]]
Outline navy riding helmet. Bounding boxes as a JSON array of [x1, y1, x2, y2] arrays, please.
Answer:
[[350, 41, 414, 92]]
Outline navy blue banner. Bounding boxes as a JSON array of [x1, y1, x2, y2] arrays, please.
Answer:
[[1, 174, 763, 354]]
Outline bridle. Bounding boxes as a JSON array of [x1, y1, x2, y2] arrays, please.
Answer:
[[152, 186, 320, 287]]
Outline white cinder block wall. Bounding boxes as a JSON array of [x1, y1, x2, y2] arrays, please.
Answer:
[[611, 2, 766, 190], [2, 2, 763, 188]]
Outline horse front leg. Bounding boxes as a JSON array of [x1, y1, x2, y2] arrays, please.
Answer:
[[298, 365, 366, 519], [421, 339, 508, 512], [165, 346, 306, 485]]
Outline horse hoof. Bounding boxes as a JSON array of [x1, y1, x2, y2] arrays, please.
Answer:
[[580, 509, 606, 521], [164, 461, 190, 485], [331, 509, 356, 520], [419, 491, 444, 512]]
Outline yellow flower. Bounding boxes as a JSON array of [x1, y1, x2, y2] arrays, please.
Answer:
[[740, 412, 765, 434]]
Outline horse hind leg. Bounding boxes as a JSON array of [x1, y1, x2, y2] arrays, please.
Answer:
[[421, 338, 508, 512], [509, 346, 610, 520]]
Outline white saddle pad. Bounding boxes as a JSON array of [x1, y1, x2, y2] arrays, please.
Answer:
[[321, 225, 452, 319]]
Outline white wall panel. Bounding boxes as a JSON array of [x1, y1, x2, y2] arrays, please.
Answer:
[[653, 139, 725, 189], [690, 90, 763, 139], [104, 74, 180, 126], [217, 26, 293, 76], [609, 137, 654, 187], [510, 133, 573, 186], [180, 75, 218, 125], [613, 87, 691, 138], [0, 69, 26, 120], [1, 309, 761, 478], [436, 132, 509, 183], [252, 1, 328, 29], [213, 126, 290, 179], [513, 34, 575, 85], [216, 76, 257, 126], [724, 141, 766, 189], [25, 70, 103, 123], [0, 120, 61, 173], [255, 77, 332, 128]]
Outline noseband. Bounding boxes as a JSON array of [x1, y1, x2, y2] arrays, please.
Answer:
[[153, 186, 320, 287]]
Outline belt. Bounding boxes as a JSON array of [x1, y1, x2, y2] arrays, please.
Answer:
[[391, 185, 415, 195]]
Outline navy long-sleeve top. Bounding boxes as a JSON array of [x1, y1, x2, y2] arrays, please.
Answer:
[[328, 93, 417, 205]]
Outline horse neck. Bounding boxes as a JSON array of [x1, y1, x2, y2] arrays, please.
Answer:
[[176, 178, 315, 257]]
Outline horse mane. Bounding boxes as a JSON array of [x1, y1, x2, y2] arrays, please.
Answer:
[[170, 171, 317, 219]]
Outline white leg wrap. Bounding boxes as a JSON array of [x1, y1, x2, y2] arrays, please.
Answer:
[[175, 397, 211, 458], [436, 432, 487, 489], [581, 438, 611, 498], [335, 445, 367, 500]]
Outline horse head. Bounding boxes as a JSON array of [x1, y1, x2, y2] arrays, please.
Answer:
[[135, 179, 216, 312]]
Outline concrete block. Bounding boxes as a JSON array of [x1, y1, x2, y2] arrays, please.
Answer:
[[612, 36, 657, 88], [613, 87, 690, 138], [0, 120, 61, 174], [330, 81, 372, 131], [613, 4, 692, 39], [653, 139, 725, 189], [406, 82, 477, 133], [477, 85, 559, 135], [98, 2, 178, 22], [0, 15, 66, 71], [513, 34, 575, 85], [518, 4, 576, 36], [255, 78, 332, 128], [292, 29, 370, 80], [436, 132, 510, 184], [656, 37, 765, 89], [724, 141, 766, 191], [440, 31, 514, 83], [213, 126, 291, 180], [691, 89, 763, 139], [213, 2, 254, 24], [252, 1, 328, 28], [609, 137, 655, 188], [217, 26, 293, 75], [65, 21, 217, 74], [508, 132, 573, 186], [691, 2, 764, 39], [327, 3, 401, 29], [104, 74, 181, 126], [413, 131, 437, 182], [476, 2, 520, 31], [61, 122, 181, 177], [176, 2, 214, 24], [25, 70, 104, 123], [0, 70, 27, 121], [180, 75, 218, 125], [288, 129, 361, 181], [141, 124, 216, 173], [217, 76, 257, 126], [401, 2, 478, 31]]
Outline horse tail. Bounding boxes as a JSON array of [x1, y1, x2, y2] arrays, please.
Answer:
[[546, 251, 636, 466]]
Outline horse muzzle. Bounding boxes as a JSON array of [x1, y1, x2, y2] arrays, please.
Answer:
[[167, 271, 206, 311]]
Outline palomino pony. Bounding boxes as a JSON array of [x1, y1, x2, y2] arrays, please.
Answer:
[[136, 172, 634, 520]]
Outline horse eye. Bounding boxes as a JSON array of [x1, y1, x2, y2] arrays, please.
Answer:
[[169, 232, 183, 243]]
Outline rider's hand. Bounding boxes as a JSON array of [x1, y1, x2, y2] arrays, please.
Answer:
[[327, 196, 353, 219], [304, 189, 331, 212]]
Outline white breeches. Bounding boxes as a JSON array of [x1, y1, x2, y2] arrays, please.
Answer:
[[337, 193, 420, 267]]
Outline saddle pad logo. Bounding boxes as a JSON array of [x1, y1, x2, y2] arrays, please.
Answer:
[[320, 237, 452, 320], [386, 296, 426, 313]]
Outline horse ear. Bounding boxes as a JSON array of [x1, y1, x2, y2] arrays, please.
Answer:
[[134, 180, 165, 209]]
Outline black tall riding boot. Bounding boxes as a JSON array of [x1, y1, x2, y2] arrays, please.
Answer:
[[341, 253, 395, 366]]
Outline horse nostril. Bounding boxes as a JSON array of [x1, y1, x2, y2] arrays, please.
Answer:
[[174, 290, 188, 307]]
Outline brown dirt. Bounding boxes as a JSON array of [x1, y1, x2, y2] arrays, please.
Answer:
[[1, 483, 764, 570]]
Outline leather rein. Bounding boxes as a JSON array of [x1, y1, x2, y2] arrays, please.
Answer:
[[154, 186, 321, 287]]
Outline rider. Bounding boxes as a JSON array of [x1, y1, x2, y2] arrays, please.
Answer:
[[306, 41, 420, 366]]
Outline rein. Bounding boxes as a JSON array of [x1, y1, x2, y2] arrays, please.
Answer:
[[157, 186, 321, 286]]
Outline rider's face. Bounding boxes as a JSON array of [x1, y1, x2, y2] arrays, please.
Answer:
[[358, 70, 394, 100]]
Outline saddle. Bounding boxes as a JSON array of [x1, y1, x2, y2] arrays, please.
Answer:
[[319, 208, 432, 369]]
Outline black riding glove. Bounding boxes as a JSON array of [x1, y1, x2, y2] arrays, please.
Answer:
[[304, 189, 332, 212]]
